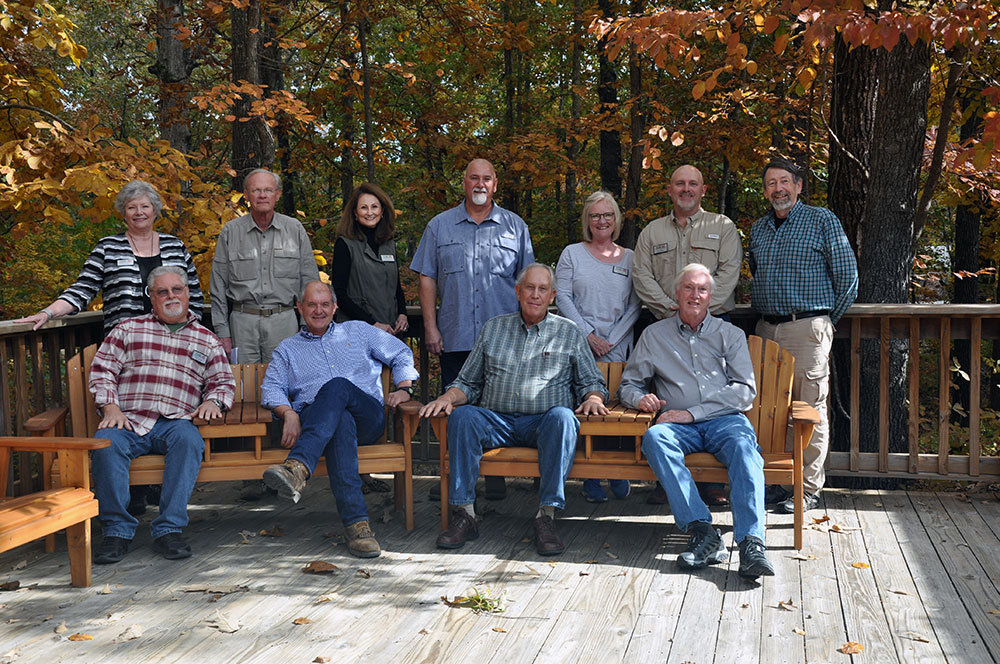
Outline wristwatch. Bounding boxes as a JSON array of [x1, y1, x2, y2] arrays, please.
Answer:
[[211, 398, 226, 411], [396, 385, 415, 396]]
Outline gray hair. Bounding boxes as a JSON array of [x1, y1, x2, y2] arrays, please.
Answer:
[[515, 263, 555, 288], [580, 190, 623, 242], [300, 280, 336, 303], [243, 168, 282, 191], [147, 265, 188, 291], [115, 180, 163, 217], [673, 263, 716, 294]]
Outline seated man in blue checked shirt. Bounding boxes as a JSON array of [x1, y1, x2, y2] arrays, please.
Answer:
[[260, 281, 418, 558], [419, 263, 609, 556]]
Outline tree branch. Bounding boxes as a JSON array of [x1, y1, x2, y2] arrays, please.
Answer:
[[0, 103, 76, 131]]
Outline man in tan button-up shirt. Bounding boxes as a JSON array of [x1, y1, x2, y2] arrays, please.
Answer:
[[633, 165, 742, 320]]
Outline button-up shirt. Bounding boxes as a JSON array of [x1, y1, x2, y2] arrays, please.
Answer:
[[451, 312, 608, 414], [618, 315, 755, 423], [210, 212, 319, 338], [632, 208, 743, 318], [90, 313, 235, 435], [261, 321, 419, 413], [409, 201, 533, 352], [748, 201, 858, 324]]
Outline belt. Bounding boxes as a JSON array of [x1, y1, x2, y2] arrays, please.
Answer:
[[761, 310, 829, 325], [233, 303, 294, 317]]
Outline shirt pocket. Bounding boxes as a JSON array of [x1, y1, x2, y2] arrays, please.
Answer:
[[440, 242, 465, 275], [652, 247, 677, 284], [691, 235, 721, 269], [231, 248, 259, 282], [273, 243, 301, 279], [490, 235, 519, 276]]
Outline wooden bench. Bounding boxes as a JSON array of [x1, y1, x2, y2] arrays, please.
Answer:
[[25, 345, 421, 530], [409, 335, 818, 549], [0, 436, 109, 587]]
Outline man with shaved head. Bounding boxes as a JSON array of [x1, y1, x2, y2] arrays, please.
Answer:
[[410, 158, 534, 500], [633, 164, 743, 506]]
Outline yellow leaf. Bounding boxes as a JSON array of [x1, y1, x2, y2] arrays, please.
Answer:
[[492, 627, 507, 633], [68, 633, 94, 641], [840, 641, 863, 654], [793, 628, 806, 636], [293, 617, 312, 625], [852, 561, 870, 569]]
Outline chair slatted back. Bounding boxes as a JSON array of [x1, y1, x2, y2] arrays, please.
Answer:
[[747, 335, 794, 454]]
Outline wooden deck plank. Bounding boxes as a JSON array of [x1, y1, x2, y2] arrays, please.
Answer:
[[758, 506, 806, 664], [796, 494, 850, 663]]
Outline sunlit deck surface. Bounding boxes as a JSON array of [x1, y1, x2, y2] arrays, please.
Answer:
[[1, 478, 999, 663]]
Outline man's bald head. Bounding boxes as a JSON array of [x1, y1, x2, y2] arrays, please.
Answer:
[[463, 158, 498, 209], [668, 164, 707, 218]]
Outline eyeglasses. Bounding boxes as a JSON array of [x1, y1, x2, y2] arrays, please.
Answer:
[[588, 212, 615, 221], [249, 188, 277, 196], [148, 285, 188, 298]]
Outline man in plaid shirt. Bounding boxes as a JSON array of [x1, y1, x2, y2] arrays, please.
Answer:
[[748, 158, 858, 514], [420, 264, 609, 556], [89, 266, 234, 564]]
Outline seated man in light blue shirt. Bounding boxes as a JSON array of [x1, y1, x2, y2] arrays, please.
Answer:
[[260, 281, 418, 558], [619, 263, 774, 580]]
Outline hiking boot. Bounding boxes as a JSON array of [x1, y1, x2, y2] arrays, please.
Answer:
[[152, 532, 192, 560], [738, 535, 775, 580], [677, 522, 727, 569], [94, 536, 131, 564], [344, 520, 381, 558], [779, 491, 820, 514], [262, 459, 309, 503]]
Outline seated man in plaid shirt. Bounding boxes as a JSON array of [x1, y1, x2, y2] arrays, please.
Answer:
[[419, 263, 609, 556], [90, 266, 235, 564]]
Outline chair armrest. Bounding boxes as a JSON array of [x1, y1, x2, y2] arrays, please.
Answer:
[[790, 401, 820, 424], [24, 407, 68, 435], [0, 437, 110, 452], [394, 400, 424, 416]]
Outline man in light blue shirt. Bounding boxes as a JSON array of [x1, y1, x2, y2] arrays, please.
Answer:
[[260, 281, 418, 558]]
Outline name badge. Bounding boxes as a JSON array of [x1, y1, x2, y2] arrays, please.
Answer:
[[612, 265, 630, 277], [707, 233, 720, 239], [117, 257, 134, 267], [653, 243, 670, 255], [190, 350, 208, 365], [502, 231, 516, 240], [380, 254, 395, 262]]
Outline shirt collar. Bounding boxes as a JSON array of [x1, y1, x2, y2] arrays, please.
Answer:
[[455, 199, 498, 225], [668, 207, 703, 228], [299, 320, 335, 340], [674, 312, 712, 335], [245, 212, 283, 232], [150, 311, 198, 330], [519, 311, 550, 333], [767, 200, 803, 228]]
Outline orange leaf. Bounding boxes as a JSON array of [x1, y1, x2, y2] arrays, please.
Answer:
[[293, 617, 312, 625], [68, 633, 94, 641], [774, 34, 789, 55], [852, 562, 870, 569], [763, 15, 779, 35], [303, 561, 339, 574], [840, 641, 864, 654]]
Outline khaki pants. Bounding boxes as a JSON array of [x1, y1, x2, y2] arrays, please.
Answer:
[[756, 316, 834, 494], [229, 308, 298, 363]]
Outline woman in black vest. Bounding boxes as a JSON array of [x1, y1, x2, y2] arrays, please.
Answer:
[[332, 183, 408, 335]]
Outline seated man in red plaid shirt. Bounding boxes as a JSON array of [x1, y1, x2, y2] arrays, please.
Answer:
[[89, 266, 235, 564]]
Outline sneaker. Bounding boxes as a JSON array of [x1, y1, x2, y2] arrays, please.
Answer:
[[778, 491, 820, 514], [582, 479, 608, 503], [152, 532, 192, 560], [737, 535, 775, 579], [344, 520, 381, 558], [764, 484, 791, 505], [94, 536, 131, 565], [609, 479, 631, 499], [262, 459, 309, 503], [677, 522, 727, 569]]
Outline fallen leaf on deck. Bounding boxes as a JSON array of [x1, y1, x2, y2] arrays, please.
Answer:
[[873, 502, 883, 507], [418, 629, 429, 635], [900, 631, 930, 643], [492, 627, 507, 633], [0, 581, 19, 592], [315, 594, 336, 603], [98, 583, 113, 594], [790, 553, 818, 561], [830, 524, 859, 533], [357, 569, 372, 579], [989, 609, 1000, 615], [115, 624, 143, 641], [293, 617, 312, 625], [839, 641, 864, 654], [183, 585, 249, 595], [67, 633, 93, 641], [579, 571, 590, 576], [260, 524, 285, 537], [314, 657, 331, 663], [793, 628, 806, 636], [851, 562, 870, 569], [206, 610, 241, 633], [777, 598, 796, 611], [53, 620, 67, 634], [11, 560, 26, 571], [812, 515, 830, 524], [582, 560, 598, 564], [890, 589, 909, 595], [605, 551, 619, 560], [546, 561, 557, 568], [303, 561, 339, 575], [741, 603, 749, 609], [615, 571, 627, 577], [522, 565, 541, 577], [2, 648, 20, 661], [603, 542, 611, 548], [956, 493, 971, 503], [238, 530, 256, 544]]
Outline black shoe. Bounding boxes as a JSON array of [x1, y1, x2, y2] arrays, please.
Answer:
[[484, 476, 507, 501], [94, 536, 131, 565], [779, 491, 820, 514], [763, 484, 791, 505], [738, 535, 775, 580], [152, 532, 192, 560], [677, 522, 726, 569]]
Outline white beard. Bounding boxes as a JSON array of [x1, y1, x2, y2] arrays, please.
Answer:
[[771, 197, 795, 212], [471, 191, 489, 206]]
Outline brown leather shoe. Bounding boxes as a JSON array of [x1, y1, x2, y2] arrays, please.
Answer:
[[647, 482, 668, 505], [436, 510, 479, 549], [262, 458, 309, 503], [344, 520, 381, 558], [533, 514, 564, 556]]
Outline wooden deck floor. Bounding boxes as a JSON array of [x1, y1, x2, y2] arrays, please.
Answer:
[[1, 478, 999, 663]]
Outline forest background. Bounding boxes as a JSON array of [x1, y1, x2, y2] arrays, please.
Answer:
[[1, 0, 998, 320]]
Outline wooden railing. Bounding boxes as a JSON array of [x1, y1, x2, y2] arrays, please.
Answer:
[[4, 304, 1000, 496]]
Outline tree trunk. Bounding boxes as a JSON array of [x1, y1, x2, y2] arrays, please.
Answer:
[[153, 0, 192, 154], [261, 6, 293, 214], [564, 0, 583, 246], [339, 2, 355, 202], [597, 0, 622, 199], [359, 16, 375, 183], [230, 0, 272, 189], [621, 0, 644, 251]]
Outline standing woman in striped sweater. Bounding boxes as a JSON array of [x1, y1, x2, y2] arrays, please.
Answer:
[[16, 180, 204, 335]]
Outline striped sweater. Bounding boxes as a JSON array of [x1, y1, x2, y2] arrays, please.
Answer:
[[58, 232, 204, 335]]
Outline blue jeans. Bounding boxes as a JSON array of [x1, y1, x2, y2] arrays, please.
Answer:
[[288, 377, 385, 527], [448, 406, 579, 510], [641, 413, 765, 543], [93, 418, 205, 540]]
